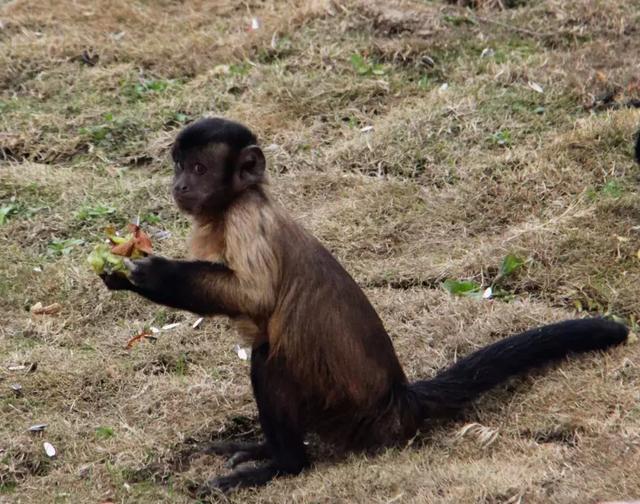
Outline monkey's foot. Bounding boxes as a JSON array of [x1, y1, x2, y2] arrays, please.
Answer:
[[198, 463, 282, 494], [193, 440, 271, 468]]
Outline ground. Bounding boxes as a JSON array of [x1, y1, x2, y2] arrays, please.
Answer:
[[1, 0, 640, 502]]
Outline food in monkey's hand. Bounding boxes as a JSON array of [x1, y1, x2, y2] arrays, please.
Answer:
[[87, 223, 153, 275]]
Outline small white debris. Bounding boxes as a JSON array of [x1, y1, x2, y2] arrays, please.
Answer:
[[528, 81, 544, 94], [234, 344, 250, 361], [111, 31, 125, 41], [439, 83, 449, 92], [33, 266, 42, 273], [480, 48, 495, 58], [161, 322, 181, 331], [10, 384, 22, 395], [150, 326, 160, 334], [212, 64, 231, 75], [29, 423, 48, 432], [360, 125, 374, 133], [8, 365, 26, 371], [482, 287, 493, 299], [250, 17, 260, 31], [43, 442, 56, 458], [192, 317, 204, 329]]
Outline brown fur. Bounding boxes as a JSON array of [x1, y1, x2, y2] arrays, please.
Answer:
[[188, 183, 412, 448]]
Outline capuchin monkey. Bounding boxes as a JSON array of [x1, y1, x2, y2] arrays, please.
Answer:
[[100, 117, 628, 494]]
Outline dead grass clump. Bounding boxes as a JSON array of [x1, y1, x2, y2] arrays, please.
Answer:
[[0, 443, 50, 491]]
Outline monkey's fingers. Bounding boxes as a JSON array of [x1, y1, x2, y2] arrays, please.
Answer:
[[226, 445, 271, 469], [198, 463, 280, 494], [99, 273, 132, 291]]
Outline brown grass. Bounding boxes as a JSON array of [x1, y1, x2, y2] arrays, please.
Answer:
[[2, 0, 640, 502]]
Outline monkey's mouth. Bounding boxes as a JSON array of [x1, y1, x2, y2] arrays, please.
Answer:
[[173, 193, 198, 214]]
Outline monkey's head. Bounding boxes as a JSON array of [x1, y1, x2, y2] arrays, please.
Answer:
[[170, 117, 266, 216]]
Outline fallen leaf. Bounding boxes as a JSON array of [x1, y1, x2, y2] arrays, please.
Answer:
[[30, 302, 62, 315], [110, 223, 153, 258], [28, 423, 48, 432], [161, 322, 181, 331], [125, 330, 154, 350]]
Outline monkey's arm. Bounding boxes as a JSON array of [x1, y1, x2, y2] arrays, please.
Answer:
[[100, 256, 240, 316]]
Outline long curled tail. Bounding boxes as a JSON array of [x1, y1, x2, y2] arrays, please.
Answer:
[[409, 318, 628, 418]]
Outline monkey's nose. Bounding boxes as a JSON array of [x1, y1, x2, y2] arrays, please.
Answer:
[[174, 184, 189, 193]]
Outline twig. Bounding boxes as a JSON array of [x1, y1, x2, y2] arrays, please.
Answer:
[[473, 15, 554, 39]]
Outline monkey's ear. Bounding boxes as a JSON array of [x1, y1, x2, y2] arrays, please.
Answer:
[[233, 145, 266, 191]]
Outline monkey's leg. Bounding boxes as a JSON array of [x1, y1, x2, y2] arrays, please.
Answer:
[[198, 344, 308, 494]]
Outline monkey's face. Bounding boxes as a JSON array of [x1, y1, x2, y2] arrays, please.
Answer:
[[172, 144, 235, 215], [171, 142, 266, 217]]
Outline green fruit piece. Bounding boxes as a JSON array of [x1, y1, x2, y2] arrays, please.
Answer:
[[87, 245, 107, 274], [109, 233, 134, 245], [87, 244, 127, 275]]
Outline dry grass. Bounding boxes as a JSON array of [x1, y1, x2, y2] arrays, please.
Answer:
[[2, 0, 640, 502]]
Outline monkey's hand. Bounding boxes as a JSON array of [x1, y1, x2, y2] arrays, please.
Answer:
[[99, 272, 134, 291], [123, 256, 171, 293]]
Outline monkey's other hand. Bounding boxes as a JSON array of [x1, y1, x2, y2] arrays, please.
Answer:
[[99, 272, 133, 291], [124, 256, 172, 292]]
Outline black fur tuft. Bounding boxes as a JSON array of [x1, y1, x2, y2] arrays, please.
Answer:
[[172, 117, 257, 162], [409, 318, 627, 418], [635, 129, 640, 164]]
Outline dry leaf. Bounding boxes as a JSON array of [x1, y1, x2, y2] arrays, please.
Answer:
[[30, 302, 62, 315], [125, 330, 155, 350], [110, 223, 153, 257]]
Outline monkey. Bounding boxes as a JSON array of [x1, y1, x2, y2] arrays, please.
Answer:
[[100, 117, 628, 494]]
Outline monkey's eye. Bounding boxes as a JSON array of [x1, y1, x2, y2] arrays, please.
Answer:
[[174, 162, 182, 174], [194, 163, 207, 175]]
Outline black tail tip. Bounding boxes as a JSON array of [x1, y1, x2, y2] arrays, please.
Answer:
[[591, 317, 629, 346], [635, 129, 640, 164]]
